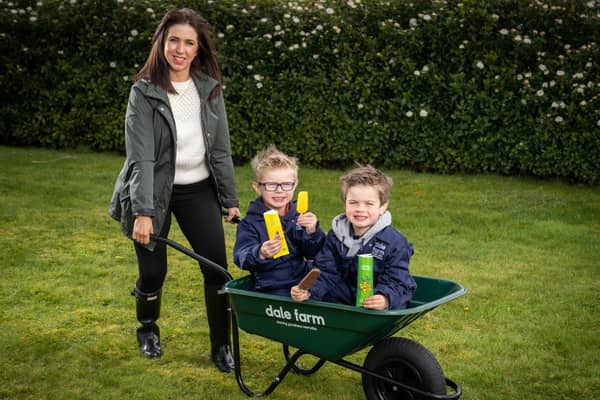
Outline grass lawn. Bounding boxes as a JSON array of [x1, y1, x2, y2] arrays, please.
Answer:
[[0, 145, 598, 400]]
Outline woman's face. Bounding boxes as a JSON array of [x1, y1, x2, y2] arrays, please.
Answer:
[[163, 23, 198, 81]]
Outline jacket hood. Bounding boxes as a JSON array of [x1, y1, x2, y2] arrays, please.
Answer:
[[331, 211, 392, 257], [135, 71, 218, 104]]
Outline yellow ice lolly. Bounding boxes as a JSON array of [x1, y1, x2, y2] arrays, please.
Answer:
[[263, 209, 289, 259], [296, 191, 309, 214]]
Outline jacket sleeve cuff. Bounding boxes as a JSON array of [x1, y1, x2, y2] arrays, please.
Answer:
[[221, 197, 240, 209], [239, 246, 268, 271], [309, 283, 325, 301], [133, 208, 155, 217]]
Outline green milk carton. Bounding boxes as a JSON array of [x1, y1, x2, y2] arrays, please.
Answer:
[[356, 254, 374, 307]]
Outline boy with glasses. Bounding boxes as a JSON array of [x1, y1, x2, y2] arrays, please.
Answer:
[[233, 145, 326, 295]]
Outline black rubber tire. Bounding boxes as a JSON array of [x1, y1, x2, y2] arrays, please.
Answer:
[[362, 337, 446, 400]]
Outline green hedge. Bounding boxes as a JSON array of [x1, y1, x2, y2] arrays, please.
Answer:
[[1, 0, 598, 183]]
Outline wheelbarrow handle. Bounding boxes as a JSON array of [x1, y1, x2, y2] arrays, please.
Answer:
[[150, 235, 233, 283]]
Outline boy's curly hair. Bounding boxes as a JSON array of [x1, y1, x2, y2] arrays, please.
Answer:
[[340, 164, 393, 204], [251, 144, 298, 181]]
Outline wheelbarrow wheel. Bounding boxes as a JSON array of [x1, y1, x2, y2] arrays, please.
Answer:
[[362, 337, 446, 400]]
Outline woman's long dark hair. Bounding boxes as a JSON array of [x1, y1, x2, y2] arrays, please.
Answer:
[[133, 8, 222, 98]]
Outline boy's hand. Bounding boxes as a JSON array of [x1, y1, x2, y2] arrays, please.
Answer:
[[259, 233, 282, 259], [296, 212, 318, 234], [291, 285, 310, 302], [362, 294, 389, 310]]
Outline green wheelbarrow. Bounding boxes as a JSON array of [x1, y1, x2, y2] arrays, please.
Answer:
[[153, 236, 467, 400]]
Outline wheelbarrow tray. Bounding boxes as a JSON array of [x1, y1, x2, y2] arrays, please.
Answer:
[[224, 275, 466, 360]]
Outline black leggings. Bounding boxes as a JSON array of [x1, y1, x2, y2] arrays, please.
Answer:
[[134, 179, 228, 292]]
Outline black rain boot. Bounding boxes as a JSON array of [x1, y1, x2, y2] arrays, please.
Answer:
[[204, 284, 234, 372], [136, 323, 161, 358], [132, 286, 162, 358]]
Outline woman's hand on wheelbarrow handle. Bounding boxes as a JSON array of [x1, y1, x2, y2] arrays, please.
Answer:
[[222, 209, 241, 224]]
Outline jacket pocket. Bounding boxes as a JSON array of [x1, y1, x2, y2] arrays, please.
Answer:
[[204, 108, 219, 146], [109, 161, 130, 221], [372, 258, 385, 274], [119, 184, 134, 236]]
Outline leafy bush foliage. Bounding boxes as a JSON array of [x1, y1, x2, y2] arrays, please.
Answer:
[[1, 0, 598, 183]]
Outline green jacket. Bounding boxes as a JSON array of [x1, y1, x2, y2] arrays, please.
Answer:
[[109, 72, 239, 250]]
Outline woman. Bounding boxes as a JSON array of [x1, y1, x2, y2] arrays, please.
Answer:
[[109, 8, 240, 372]]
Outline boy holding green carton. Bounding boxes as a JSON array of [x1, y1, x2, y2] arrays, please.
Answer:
[[233, 145, 325, 296], [291, 165, 416, 310]]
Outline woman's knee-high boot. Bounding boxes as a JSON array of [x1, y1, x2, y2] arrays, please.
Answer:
[[132, 286, 162, 358], [204, 284, 234, 372]]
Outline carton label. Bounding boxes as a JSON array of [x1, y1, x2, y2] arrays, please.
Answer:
[[356, 254, 374, 307], [263, 210, 290, 258]]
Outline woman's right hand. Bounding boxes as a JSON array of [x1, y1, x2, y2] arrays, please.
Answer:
[[133, 215, 154, 244]]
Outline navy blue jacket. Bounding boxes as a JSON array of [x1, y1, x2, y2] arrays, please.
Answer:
[[233, 197, 326, 295], [310, 226, 416, 309]]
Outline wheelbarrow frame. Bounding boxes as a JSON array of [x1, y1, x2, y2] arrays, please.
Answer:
[[152, 235, 465, 399]]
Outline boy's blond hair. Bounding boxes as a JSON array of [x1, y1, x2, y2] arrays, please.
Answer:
[[340, 165, 393, 204], [251, 145, 298, 181]]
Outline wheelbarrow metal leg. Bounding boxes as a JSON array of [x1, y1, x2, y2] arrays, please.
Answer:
[[231, 313, 310, 397], [282, 344, 327, 375]]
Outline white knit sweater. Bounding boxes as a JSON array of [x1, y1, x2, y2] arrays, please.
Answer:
[[168, 79, 209, 185]]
